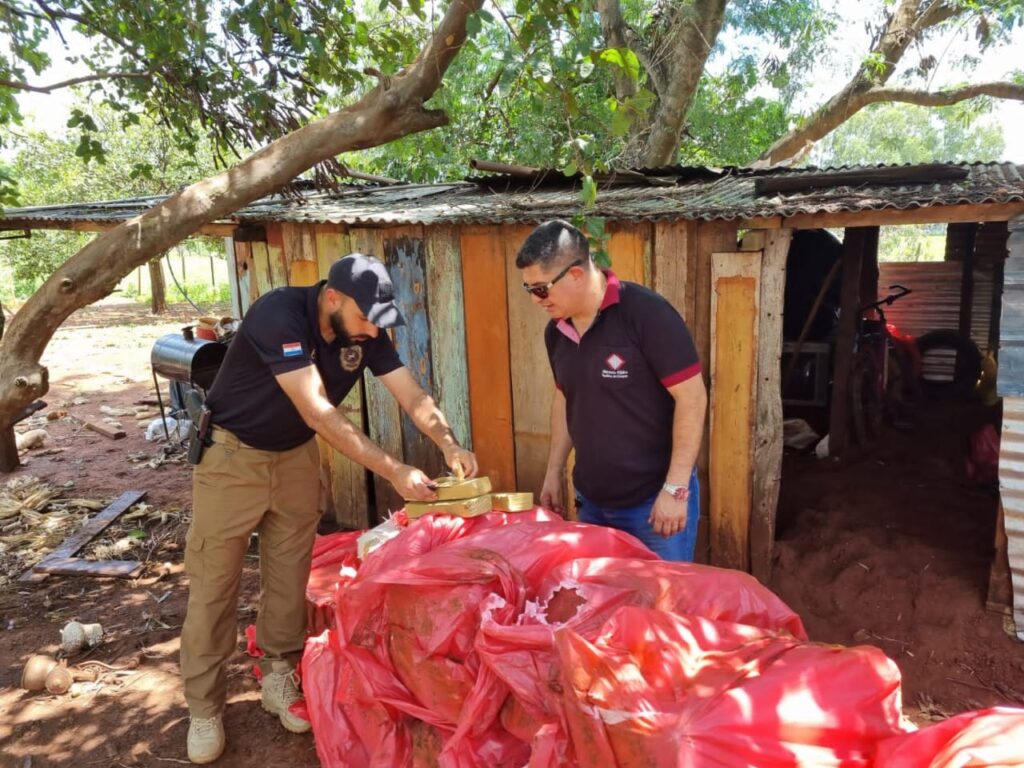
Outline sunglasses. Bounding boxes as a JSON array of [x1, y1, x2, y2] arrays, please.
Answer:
[[522, 259, 583, 300]]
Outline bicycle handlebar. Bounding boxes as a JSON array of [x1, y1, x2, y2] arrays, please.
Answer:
[[861, 284, 911, 312]]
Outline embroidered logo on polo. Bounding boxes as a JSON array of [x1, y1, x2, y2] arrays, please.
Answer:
[[282, 342, 303, 358], [602, 353, 628, 379], [340, 345, 364, 372]]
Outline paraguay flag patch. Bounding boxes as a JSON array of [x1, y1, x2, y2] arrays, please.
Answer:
[[282, 342, 303, 358]]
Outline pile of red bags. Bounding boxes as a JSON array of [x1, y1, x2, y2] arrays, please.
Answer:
[[297, 510, 1024, 767]]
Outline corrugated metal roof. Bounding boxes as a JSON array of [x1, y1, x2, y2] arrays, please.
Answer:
[[2, 162, 1022, 229]]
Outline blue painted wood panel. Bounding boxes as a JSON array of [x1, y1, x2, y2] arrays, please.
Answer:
[[384, 234, 445, 479]]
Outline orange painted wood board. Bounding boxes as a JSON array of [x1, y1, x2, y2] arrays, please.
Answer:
[[709, 251, 761, 571], [461, 228, 516, 494]]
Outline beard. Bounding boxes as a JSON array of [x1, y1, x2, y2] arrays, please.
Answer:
[[330, 312, 352, 346]]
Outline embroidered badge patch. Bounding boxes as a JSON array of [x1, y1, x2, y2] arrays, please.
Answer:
[[340, 345, 364, 372], [282, 342, 303, 358], [602, 353, 629, 379]]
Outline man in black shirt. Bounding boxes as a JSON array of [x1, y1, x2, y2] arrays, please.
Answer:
[[516, 220, 706, 562], [181, 253, 477, 764]]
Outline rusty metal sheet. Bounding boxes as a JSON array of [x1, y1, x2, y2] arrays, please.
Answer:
[[2, 162, 1022, 229]]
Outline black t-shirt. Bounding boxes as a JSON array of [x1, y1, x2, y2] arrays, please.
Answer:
[[545, 272, 701, 507], [205, 282, 402, 450]]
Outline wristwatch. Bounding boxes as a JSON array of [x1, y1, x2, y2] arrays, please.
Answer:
[[662, 481, 689, 501]]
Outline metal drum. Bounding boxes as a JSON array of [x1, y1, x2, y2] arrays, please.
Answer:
[[151, 331, 227, 389]]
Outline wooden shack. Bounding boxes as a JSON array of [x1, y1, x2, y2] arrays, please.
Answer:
[[4, 162, 1023, 604]]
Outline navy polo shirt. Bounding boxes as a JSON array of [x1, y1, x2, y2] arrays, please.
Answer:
[[545, 271, 701, 508], [205, 281, 402, 451]]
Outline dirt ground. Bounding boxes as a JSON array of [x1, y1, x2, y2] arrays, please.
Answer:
[[773, 398, 1024, 722], [1, 299, 1023, 767]]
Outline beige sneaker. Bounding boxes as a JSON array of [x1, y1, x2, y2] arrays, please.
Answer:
[[261, 669, 311, 734], [187, 715, 225, 764]]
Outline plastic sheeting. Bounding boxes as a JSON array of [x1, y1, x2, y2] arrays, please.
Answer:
[[298, 510, 1024, 767]]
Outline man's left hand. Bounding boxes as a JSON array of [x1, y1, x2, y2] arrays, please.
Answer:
[[443, 445, 479, 479], [649, 492, 687, 538]]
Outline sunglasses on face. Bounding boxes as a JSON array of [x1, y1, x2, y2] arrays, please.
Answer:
[[522, 259, 583, 299]]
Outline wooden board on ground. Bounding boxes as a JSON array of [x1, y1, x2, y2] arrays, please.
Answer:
[[84, 420, 126, 440], [20, 490, 147, 583]]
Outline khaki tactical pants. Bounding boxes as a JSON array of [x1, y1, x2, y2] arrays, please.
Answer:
[[180, 427, 320, 718]]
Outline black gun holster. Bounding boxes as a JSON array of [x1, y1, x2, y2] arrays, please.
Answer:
[[184, 390, 213, 465]]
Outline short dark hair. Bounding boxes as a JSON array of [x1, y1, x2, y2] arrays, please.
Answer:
[[515, 219, 591, 270]]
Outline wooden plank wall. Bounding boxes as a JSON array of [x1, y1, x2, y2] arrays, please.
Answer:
[[232, 240, 257, 311], [709, 251, 762, 571], [461, 227, 517, 492], [690, 221, 739, 562], [504, 224, 555, 496], [426, 227, 472, 451], [744, 229, 792, 584], [383, 233, 444, 480]]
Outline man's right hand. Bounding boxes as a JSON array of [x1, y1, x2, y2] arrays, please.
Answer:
[[391, 464, 439, 502], [540, 470, 565, 517]]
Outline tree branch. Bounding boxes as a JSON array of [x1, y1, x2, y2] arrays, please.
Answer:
[[867, 80, 1024, 106], [403, 0, 482, 97], [758, 0, 979, 165], [0, 70, 150, 93], [0, 0, 483, 440], [760, 80, 1024, 164]]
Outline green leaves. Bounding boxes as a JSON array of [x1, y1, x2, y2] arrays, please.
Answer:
[[598, 48, 641, 83]]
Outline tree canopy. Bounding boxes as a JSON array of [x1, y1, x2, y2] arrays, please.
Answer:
[[1, 0, 1023, 469]]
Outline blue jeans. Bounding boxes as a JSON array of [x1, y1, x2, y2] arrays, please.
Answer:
[[576, 469, 700, 562]]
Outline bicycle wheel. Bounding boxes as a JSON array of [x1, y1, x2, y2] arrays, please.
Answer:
[[850, 352, 883, 448], [915, 330, 982, 400]]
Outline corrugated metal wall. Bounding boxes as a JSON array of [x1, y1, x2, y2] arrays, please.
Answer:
[[878, 261, 994, 352], [998, 215, 1024, 638], [998, 395, 1024, 640]]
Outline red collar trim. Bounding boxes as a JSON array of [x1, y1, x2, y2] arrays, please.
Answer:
[[600, 270, 621, 310], [556, 318, 580, 343], [554, 270, 621, 343]]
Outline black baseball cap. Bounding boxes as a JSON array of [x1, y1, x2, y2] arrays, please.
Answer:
[[327, 253, 405, 329]]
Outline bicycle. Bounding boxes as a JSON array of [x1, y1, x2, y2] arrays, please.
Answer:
[[849, 285, 918, 447]]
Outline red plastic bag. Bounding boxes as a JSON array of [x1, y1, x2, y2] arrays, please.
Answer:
[[874, 707, 1024, 767], [306, 531, 363, 633], [555, 605, 905, 768], [474, 555, 808, 763], [308, 514, 656, 767]]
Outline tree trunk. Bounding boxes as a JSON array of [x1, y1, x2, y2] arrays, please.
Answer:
[[0, 424, 16, 473], [0, 0, 483, 471], [641, 0, 727, 167], [600, 0, 728, 168], [149, 258, 168, 314]]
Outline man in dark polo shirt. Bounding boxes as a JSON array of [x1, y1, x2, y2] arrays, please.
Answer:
[[180, 253, 477, 764], [516, 219, 706, 562]]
